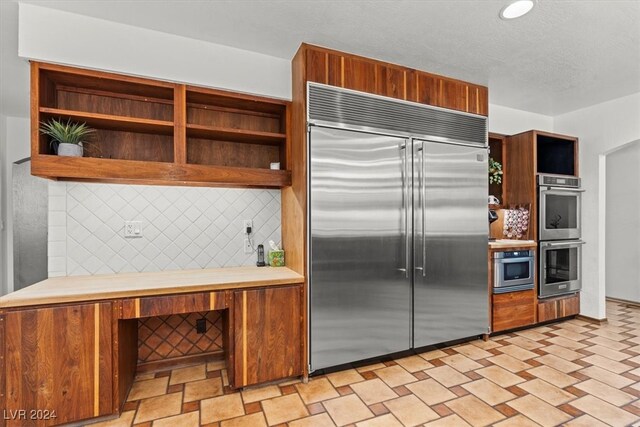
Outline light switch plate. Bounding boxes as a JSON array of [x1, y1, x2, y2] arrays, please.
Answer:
[[124, 221, 143, 238]]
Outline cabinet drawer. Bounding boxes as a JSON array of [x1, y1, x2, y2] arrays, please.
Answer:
[[538, 293, 580, 323], [492, 290, 536, 332], [120, 290, 229, 318]]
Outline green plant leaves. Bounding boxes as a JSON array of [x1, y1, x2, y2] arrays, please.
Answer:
[[39, 118, 96, 146]]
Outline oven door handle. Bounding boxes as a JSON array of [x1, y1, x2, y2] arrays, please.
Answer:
[[540, 241, 586, 248], [495, 257, 534, 264], [541, 187, 585, 193]]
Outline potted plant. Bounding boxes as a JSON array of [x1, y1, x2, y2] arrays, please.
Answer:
[[40, 118, 95, 157]]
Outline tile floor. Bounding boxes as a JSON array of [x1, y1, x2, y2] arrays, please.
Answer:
[[92, 299, 640, 427]]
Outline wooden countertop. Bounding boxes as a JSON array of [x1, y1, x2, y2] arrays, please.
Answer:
[[488, 240, 537, 250], [0, 266, 304, 309]]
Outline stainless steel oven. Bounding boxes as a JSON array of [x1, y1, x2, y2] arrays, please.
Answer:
[[539, 240, 584, 298], [538, 174, 583, 241], [493, 250, 535, 293]]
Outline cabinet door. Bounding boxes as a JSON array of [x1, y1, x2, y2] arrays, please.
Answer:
[[492, 290, 536, 332], [560, 294, 580, 317], [375, 64, 408, 100], [342, 57, 377, 94], [440, 79, 467, 112], [2, 303, 113, 426], [415, 71, 441, 106], [233, 285, 302, 388], [537, 298, 559, 323], [537, 294, 580, 323]]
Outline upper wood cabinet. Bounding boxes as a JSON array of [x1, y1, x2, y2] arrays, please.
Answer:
[[31, 62, 291, 188], [302, 44, 488, 116]]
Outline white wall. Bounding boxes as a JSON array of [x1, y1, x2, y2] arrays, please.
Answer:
[[0, 116, 31, 295], [18, 3, 291, 100], [605, 141, 640, 302], [554, 92, 640, 319], [488, 104, 554, 135]]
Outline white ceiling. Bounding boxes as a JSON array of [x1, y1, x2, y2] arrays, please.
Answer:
[[2, 0, 640, 117]]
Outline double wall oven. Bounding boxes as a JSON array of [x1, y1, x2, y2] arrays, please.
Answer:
[[538, 174, 584, 298]]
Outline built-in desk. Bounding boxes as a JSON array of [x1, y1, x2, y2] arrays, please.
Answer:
[[0, 267, 304, 427]]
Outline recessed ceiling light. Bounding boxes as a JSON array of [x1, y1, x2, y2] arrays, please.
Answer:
[[500, 0, 534, 20]]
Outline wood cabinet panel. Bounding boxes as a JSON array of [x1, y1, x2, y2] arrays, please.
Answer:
[[375, 64, 406, 100], [3, 303, 113, 426], [233, 285, 303, 388], [560, 294, 580, 317], [440, 79, 467, 112], [538, 294, 580, 323], [492, 290, 536, 332], [415, 71, 441, 106], [31, 155, 291, 188], [326, 52, 343, 87], [120, 291, 228, 318], [343, 56, 377, 93], [306, 48, 328, 84], [303, 45, 487, 115], [470, 85, 489, 116]]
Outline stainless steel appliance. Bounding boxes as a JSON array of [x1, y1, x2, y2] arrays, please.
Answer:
[[493, 250, 535, 293], [538, 174, 582, 241], [537, 174, 584, 299], [13, 158, 48, 291], [539, 240, 584, 298], [308, 83, 488, 371]]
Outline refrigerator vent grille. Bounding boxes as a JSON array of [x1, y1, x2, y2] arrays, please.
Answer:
[[308, 83, 487, 146]]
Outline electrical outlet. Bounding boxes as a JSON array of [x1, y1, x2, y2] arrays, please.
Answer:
[[124, 221, 143, 238], [243, 238, 253, 254], [196, 318, 207, 334], [243, 219, 253, 234]]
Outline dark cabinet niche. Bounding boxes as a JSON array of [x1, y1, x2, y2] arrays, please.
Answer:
[[489, 133, 506, 204], [537, 135, 577, 176]]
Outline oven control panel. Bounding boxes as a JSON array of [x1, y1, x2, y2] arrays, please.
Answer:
[[538, 174, 580, 188], [493, 250, 534, 259]]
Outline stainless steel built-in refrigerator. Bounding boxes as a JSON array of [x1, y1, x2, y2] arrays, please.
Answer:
[[308, 83, 488, 372]]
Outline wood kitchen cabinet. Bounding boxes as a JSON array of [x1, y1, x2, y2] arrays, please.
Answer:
[[301, 44, 488, 115], [537, 293, 580, 323], [30, 62, 291, 188], [492, 290, 536, 333], [1, 303, 114, 426], [504, 130, 579, 240], [232, 284, 303, 388], [488, 243, 538, 333]]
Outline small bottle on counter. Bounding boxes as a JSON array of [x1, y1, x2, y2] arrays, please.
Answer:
[[256, 244, 266, 267]]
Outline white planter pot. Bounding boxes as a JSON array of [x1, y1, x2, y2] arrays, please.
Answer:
[[57, 143, 83, 157]]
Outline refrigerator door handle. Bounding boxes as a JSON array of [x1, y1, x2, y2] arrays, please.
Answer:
[[400, 140, 411, 279], [399, 141, 409, 277], [421, 141, 426, 277]]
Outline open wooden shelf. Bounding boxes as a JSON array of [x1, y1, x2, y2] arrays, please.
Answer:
[[32, 155, 291, 188], [186, 124, 285, 145], [32, 62, 291, 188], [39, 107, 174, 135]]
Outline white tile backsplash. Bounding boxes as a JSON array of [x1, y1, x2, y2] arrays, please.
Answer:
[[48, 182, 281, 276]]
